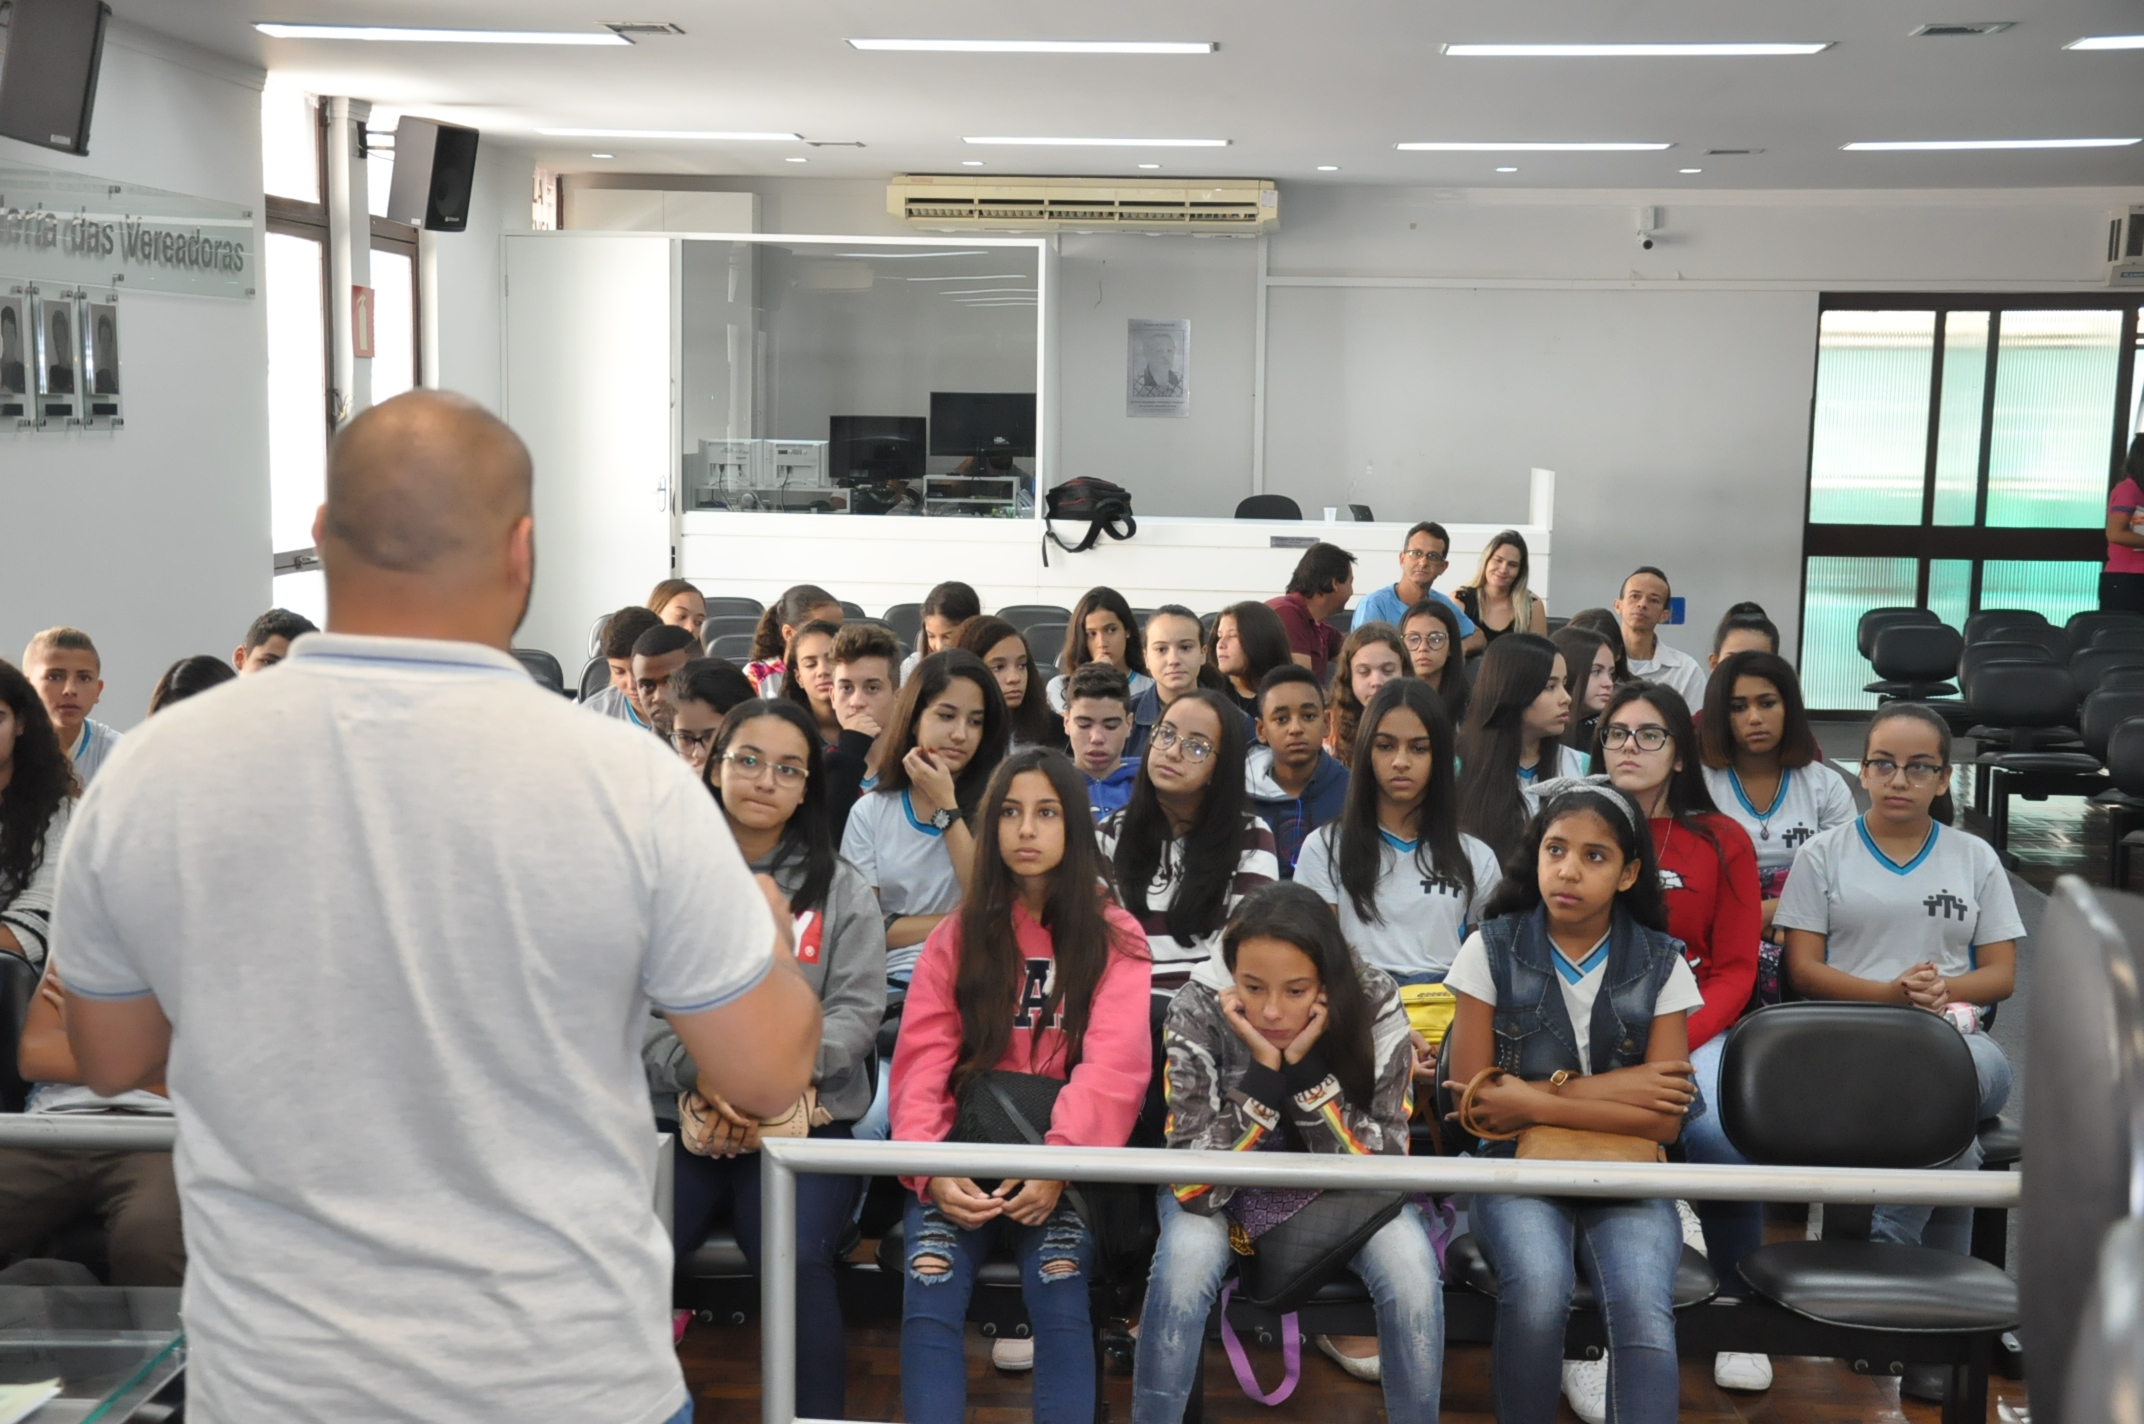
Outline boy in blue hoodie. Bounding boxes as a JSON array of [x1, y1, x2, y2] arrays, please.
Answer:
[[1246, 664, 1350, 879], [1062, 662, 1142, 820]]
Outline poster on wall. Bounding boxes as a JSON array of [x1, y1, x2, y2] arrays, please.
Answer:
[[80, 292, 121, 427], [1127, 318, 1190, 418], [33, 288, 77, 424], [0, 288, 28, 421]]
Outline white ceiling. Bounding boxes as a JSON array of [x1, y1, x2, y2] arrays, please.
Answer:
[[115, 0, 2144, 190]]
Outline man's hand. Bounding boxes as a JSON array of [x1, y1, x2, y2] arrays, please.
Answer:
[[926, 1176, 1003, 1228]]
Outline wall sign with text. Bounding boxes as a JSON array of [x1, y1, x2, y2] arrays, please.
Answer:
[[0, 161, 255, 299]]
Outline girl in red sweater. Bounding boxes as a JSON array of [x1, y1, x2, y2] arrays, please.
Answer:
[[1594, 680, 1768, 1396], [889, 747, 1152, 1424]]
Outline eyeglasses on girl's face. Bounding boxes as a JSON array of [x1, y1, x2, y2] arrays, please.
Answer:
[[1600, 724, 1670, 752], [1863, 757, 1947, 787], [1403, 631, 1448, 651], [1150, 723, 1216, 762], [722, 750, 808, 785]]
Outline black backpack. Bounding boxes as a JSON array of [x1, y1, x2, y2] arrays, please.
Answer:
[[1043, 477, 1137, 562]]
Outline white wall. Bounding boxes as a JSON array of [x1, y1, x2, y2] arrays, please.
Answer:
[[429, 141, 534, 414], [0, 23, 268, 727]]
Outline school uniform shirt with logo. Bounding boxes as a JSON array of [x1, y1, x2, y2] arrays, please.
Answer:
[[1292, 824, 1504, 978], [67, 719, 123, 786], [1772, 818, 2026, 983], [1094, 809, 1278, 997], [1446, 929, 1706, 1069], [839, 788, 964, 984], [1701, 762, 1857, 894]]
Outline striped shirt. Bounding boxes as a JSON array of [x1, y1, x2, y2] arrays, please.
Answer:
[[0, 798, 70, 969], [1095, 810, 1278, 997]]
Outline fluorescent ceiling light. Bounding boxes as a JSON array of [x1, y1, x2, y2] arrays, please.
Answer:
[[849, 38, 1213, 54], [965, 136, 1229, 147], [907, 273, 1027, 281], [961, 159, 985, 166], [1443, 41, 1830, 56], [541, 128, 801, 141], [941, 288, 1035, 295], [1137, 163, 1162, 169], [1316, 164, 1340, 171], [1397, 141, 1672, 151], [1679, 167, 1703, 173], [1495, 166, 1519, 172], [2066, 35, 2144, 50], [786, 157, 808, 163], [833, 250, 986, 258], [1842, 137, 2142, 150], [255, 23, 627, 44]]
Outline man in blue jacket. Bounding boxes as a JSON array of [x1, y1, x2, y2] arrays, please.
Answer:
[[1245, 665, 1350, 879]]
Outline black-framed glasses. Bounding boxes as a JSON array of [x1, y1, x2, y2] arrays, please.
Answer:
[[674, 727, 718, 755], [1400, 548, 1448, 564], [1600, 724, 1671, 752], [1404, 631, 1449, 651], [1150, 724, 1216, 762], [1864, 757, 1948, 787], [723, 750, 808, 784]]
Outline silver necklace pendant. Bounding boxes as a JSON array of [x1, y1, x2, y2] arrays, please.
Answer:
[[1760, 825, 1771, 841]]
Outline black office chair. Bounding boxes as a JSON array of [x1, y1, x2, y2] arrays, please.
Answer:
[[702, 595, 764, 620], [588, 613, 613, 659], [700, 615, 763, 649], [1981, 620, 2073, 662], [1722, 1004, 2018, 1424], [1234, 494, 1303, 520], [882, 602, 924, 648], [576, 656, 610, 701], [1964, 608, 2050, 645], [2104, 667, 2144, 695], [1545, 614, 1570, 634], [2093, 628, 2144, 654], [2068, 610, 2144, 651], [2073, 648, 2144, 699], [1864, 623, 1962, 702], [1, 950, 39, 1114], [1857, 607, 1941, 661], [1971, 661, 2094, 851], [707, 633, 756, 662], [995, 605, 1073, 633], [511, 648, 568, 695], [840, 601, 867, 621], [2101, 718, 2144, 886], [1025, 622, 1068, 668], [1128, 609, 1158, 629]]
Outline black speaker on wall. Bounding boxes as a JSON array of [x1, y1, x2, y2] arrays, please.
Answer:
[[385, 116, 481, 232], [0, 0, 110, 156]]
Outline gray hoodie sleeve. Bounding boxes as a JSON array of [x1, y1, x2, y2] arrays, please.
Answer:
[[642, 1014, 697, 1101], [813, 859, 887, 1111], [0, 800, 70, 971]]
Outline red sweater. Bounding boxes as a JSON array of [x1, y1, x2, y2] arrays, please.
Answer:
[[1651, 814, 1761, 1050], [889, 900, 1153, 1195]]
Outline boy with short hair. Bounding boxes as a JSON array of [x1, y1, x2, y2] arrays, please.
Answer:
[[232, 608, 319, 674], [827, 622, 902, 839], [666, 658, 756, 773], [1246, 663, 1350, 879], [629, 625, 700, 739], [581, 605, 664, 725], [23, 627, 122, 786], [1615, 565, 1708, 712], [1062, 662, 1139, 820]]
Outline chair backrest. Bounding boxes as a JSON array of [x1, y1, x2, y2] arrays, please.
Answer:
[[700, 615, 763, 650], [707, 632, 756, 661], [2104, 667, 2144, 696], [577, 656, 610, 700], [995, 604, 1074, 633], [2094, 628, 2144, 653], [2069, 610, 2144, 650], [1025, 622, 1068, 669], [2107, 717, 2144, 796], [1545, 614, 1571, 635], [2075, 648, 2144, 700], [1235, 494, 1303, 520], [1856, 606, 1939, 660], [840, 601, 867, 621], [881, 602, 924, 648], [511, 647, 567, 695], [2062, 1217, 2144, 1424], [1718, 1003, 1980, 1168], [1128, 608, 1158, 629], [587, 612, 612, 659], [0, 950, 40, 1113], [1965, 607, 2050, 644], [2082, 689, 2144, 760], [1970, 659, 2082, 729], [1985, 621, 2074, 661], [703, 595, 764, 619], [1960, 641, 2058, 698], [1870, 622, 1962, 682]]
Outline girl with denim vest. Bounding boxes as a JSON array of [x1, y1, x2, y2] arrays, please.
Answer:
[[1442, 783, 1704, 1424]]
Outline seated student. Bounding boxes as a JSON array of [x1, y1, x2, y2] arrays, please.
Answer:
[[779, 618, 844, 748], [0, 660, 75, 970], [646, 577, 707, 640], [1098, 689, 1279, 999], [23, 627, 122, 787], [1456, 531, 1549, 647], [1267, 543, 1355, 683], [1351, 520, 1484, 656], [1295, 679, 1501, 985], [148, 656, 236, 714], [1457, 633, 1587, 863], [1046, 586, 1153, 714], [231, 608, 318, 674], [1128, 606, 1252, 762], [1776, 705, 2019, 1262], [1134, 882, 1443, 1421], [1061, 663, 1140, 820], [1552, 626, 1618, 758], [825, 622, 903, 838], [889, 749, 1152, 1424], [1442, 782, 1703, 1424], [1245, 665, 1349, 880], [1613, 567, 1708, 713], [629, 624, 700, 741], [1207, 599, 1295, 721], [665, 658, 756, 775], [956, 616, 1065, 753], [644, 698, 883, 1421], [581, 605, 662, 724], [748, 584, 844, 695], [1563, 607, 1633, 683], [1328, 623, 1408, 761], [1402, 596, 1472, 726], [900, 581, 983, 683], [1708, 601, 1779, 670]]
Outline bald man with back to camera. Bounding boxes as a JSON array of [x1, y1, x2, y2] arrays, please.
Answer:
[[52, 390, 821, 1424]]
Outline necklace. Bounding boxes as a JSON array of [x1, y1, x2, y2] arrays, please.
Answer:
[[1730, 765, 1788, 842]]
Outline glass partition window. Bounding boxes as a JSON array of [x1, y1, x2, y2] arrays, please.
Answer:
[[1986, 309, 2124, 528], [1801, 557, 1918, 710], [1807, 310, 1934, 525], [1932, 311, 1988, 526]]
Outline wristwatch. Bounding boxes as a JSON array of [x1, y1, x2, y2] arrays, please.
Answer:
[[928, 805, 958, 832], [1547, 1069, 1573, 1092]]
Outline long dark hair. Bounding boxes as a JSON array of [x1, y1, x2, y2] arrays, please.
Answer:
[[1328, 623, 1409, 763], [1401, 597, 1470, 724], [1457, 632, 1564, 860], [1327, 679, 1472, 926], [780, 618, 843, 724], [1712, 600, 1780, 656], [0, 659, 76, 904], [751, 584, 838, 661], [1563, 607, 1631, 682], [1864, 702, 1958, 826], [703, 698, 836, 914], [1222, 882, 1379, 1110], [1596, 680, 1736, 889], [1481, 782, 1671, 934], [1700, 650, 1821, 771], [148, 655, 236, 714], [873, 650, 1010, 815], [1113, 688, 1250, 946], [955, 616, 1063, 752], [951, 749, 1135, 1094], [1209, 600, 1294, 696], [1551, 625, 1610, 752], [1061, 586, 1147, 679]]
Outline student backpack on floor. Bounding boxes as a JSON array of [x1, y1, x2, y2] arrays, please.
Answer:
[[1043, 478, 1136, 562]]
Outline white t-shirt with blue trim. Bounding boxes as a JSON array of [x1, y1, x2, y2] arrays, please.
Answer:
[[1446, 928, 1704, 1071], [1294, 824, 1504, 978], [1773, 817, 2025, 983], [839, 787, 962, 983], [1701, 762, 1857, 880]]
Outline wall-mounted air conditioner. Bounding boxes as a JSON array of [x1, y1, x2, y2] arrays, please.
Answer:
[[2110, 206, 2144, 287], [889, 175, 1278, 234]]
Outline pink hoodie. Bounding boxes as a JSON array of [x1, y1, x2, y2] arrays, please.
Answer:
[[889, 901, 1152, 1196]]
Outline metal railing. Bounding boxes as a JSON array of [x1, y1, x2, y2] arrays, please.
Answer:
[[757, 1137, 2022, 1424]]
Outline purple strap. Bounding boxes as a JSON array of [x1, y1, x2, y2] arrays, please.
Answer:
[[1217, 1280, 1301, 1406], [1413, 1193, 1459, 1276]]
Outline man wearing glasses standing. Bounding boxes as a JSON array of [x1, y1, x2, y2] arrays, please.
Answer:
[[1351, 521, 1485, 655]]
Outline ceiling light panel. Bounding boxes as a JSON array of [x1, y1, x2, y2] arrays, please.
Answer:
[[1842, 137, 2142, 150], [255, 23, 629, 44], [849, 39, 1213, 54], [1397, 141, 1673, 151], [2067, 34, 2144, 50], [540, 128, 802, 140], [964, 136, 1229, 147], [1443, 41, 1831, 56]]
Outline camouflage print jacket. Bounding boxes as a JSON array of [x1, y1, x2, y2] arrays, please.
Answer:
[[1160, 960, 1414, 1217]]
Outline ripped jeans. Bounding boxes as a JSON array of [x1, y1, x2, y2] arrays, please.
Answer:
[[900, 1193, 1095, 1424]]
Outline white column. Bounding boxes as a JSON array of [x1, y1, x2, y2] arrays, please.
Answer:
[[324, 96, 373, 425]]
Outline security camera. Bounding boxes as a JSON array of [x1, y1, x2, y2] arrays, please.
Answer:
[[1635, 205, 1661, 251], [1636, 232, 1656, 251]]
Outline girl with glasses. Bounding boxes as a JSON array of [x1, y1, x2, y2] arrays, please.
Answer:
[[1327, 624, 1409, 763], [1401, 597, 1471, 726], [1457, 634, 1588, 863], [1207, 600, 1295, 721], [1455, 530, 1548, 647]]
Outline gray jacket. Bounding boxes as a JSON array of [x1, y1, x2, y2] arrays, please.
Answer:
[[643, 846, 886, 1125]]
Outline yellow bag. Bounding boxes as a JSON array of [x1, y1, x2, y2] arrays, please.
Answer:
[[1399, 981, 1456, 1046]]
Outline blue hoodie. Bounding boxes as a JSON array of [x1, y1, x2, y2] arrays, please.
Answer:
[[1244, 745, 1351, 880], [1083, 758, 1142, 822]]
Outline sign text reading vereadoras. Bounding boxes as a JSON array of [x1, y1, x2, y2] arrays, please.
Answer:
[[0, 162, 255, 298]]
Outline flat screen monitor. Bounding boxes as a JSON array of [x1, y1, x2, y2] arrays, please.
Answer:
[[929, 392, 1035, 458], [827, 415, 925, 486]]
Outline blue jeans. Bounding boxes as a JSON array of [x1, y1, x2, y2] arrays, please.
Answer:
[[1470, 1192, 1681, 1424], [1680, 1035, 1760, 1298], [671, 1123, 859, 1420], [660, 1401, 693, 1424], [1131, 1189, 1445, 1424], [1872, 1031, 2012, 1255], [900, 1193, 1095, 1424]]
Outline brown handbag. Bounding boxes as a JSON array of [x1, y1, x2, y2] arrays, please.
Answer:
[[1456, 1066, 1665, 1165]]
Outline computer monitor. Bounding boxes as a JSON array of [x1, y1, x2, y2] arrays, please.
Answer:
[[827, 415, 925, 487], [929, 392, 1036, 459]]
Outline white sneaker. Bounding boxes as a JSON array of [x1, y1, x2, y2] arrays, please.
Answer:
[[1714, 1352, 1774, 1391], [1676, 1199, 1708, 1255], [1561, 1357, 1608, 1424], [1313, 1334, 1382, 1382], [991, 1336, 1034, 1371]]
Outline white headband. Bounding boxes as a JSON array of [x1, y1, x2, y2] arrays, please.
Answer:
[[1529, 774, 1646, 838]]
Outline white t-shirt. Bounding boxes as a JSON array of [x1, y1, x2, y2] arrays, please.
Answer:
[[1702, 763, 1857, 879], [1294, 825, 1504, 978], [1772, 818, 2026, 983], [1627, 641, 1709, 714], [68, 718, 124, 787], [839, 787, 962, 984], [1446, 928, 1705, 1070], [581, 683, 649, 729], [50, 633, 774, 1424]]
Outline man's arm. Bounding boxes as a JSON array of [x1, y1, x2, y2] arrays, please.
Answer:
[[65, 992, 171, 1099], [19, 965, 77, 1083], [663, 890, 822, 1119]]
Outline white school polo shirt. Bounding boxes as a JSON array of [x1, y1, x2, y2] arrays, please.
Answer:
[[1294, 825, 1505, 978], [67, 718, 124, 787], [1773, 817, 2025, 983], [1446, 930, 1704, 1070], [50, 633, 774, 1424], [840, 787, 963, 983], [1701, 763, 1857, 880], [1627, 642, 1709, 714]]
